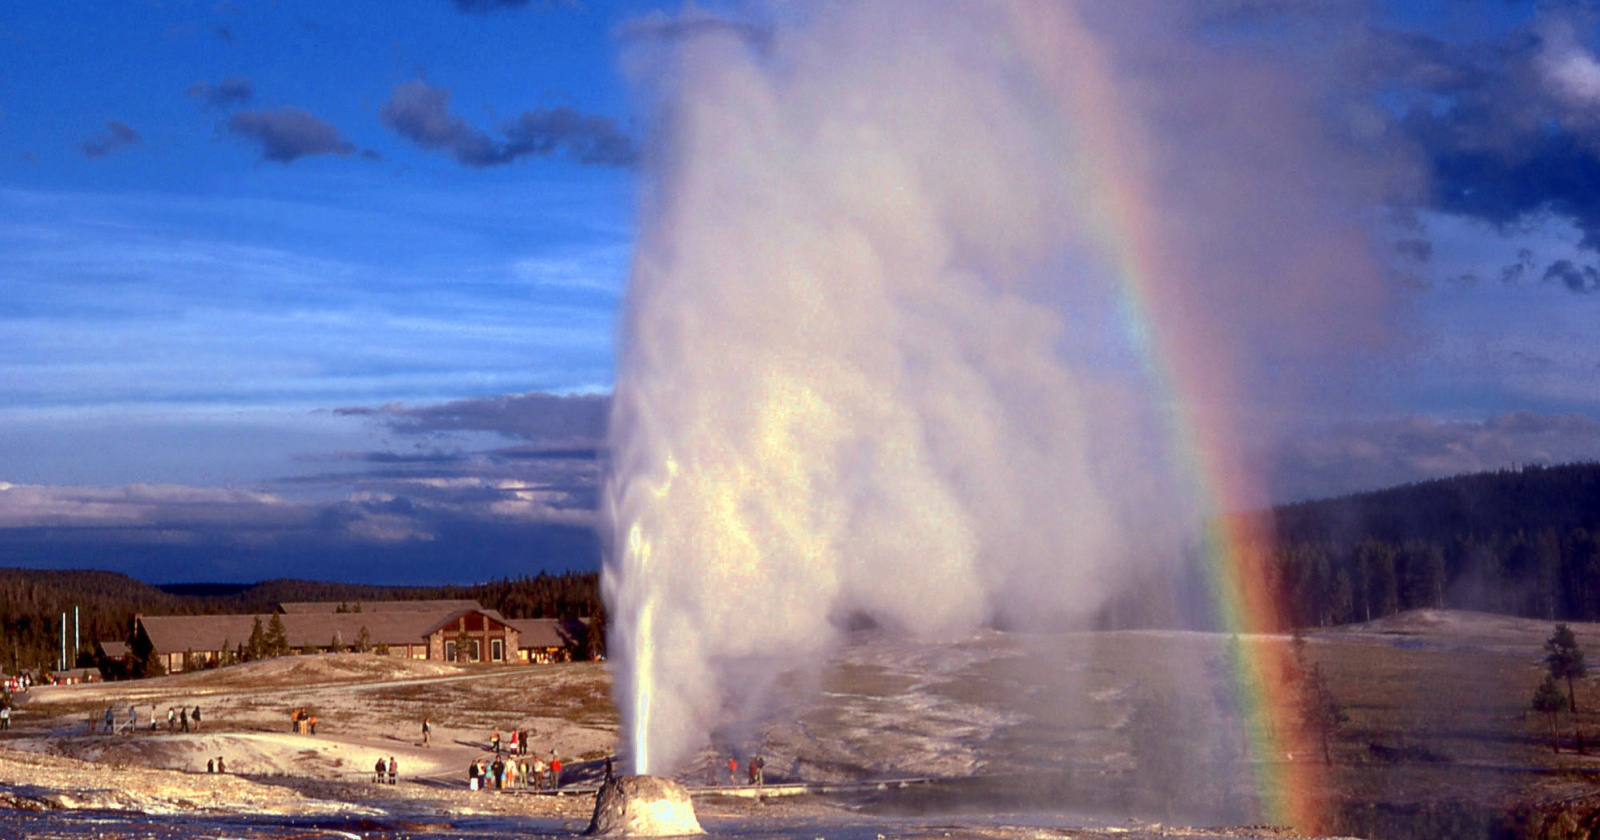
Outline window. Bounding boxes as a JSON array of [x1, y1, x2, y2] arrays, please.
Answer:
[[469, 639, 482, 662], [491, 639, 504, 662]]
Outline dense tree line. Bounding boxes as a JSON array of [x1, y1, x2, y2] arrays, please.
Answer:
[[0, 568, 601, 676], [1260, 462, 1600, 629]]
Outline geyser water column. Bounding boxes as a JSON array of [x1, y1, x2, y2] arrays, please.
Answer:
[[604, 1, 1389, 830]]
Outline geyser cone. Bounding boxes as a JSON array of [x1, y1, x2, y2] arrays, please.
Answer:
[[585, 775, 704, 837]]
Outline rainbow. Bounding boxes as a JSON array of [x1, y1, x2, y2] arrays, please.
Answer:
[[1006, 5, 1329, 832]]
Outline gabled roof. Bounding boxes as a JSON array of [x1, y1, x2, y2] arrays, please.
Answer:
[[420, 608, 515, 637], [138, 611, 453, 654], [97, 641, 130, 659], [507, 617, 588, 649], [278, 599, 483, 614]]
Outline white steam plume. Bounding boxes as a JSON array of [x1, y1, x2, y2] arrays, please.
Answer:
[[605, 1, 1389, 776]]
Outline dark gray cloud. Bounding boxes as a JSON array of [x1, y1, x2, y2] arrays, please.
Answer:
[[615, 8, 771, 48], [0, 483, 598, 584], [187, 75, 253, 109], [336, 391, 608, 444], [1271, 411, 1600, 502], [227, 107, 355, 163], [379, 80, 634, 168], [1542, 258, 1600, 292], [82, 121, 140, 158], [1393, 238, 1433, 262]]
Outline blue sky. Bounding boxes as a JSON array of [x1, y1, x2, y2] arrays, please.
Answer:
[[3, 0, 1600, 582]]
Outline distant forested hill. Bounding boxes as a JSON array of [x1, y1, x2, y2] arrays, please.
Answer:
[[1261, 462, 1600, 628], [0, 569, 600, 676]]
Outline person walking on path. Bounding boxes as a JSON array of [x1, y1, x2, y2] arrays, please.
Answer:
[[422, 717, 431, 747], [728, 756, 738, 785], [167, 707, 176, 732], [149, 705, 157, 731], [550, 753, 562, 789], [375, 757, 387, 784], [127, 705, 136, 735], [180, 706, 189, 733], [216, 756, 225, 773], [1, 706, 10, 731], [103, 705, 113, 734], [192, 705, 201, 732], [490, 727, 501, 754], [750, 753, 765, 786], [387, 756, 397, 785]]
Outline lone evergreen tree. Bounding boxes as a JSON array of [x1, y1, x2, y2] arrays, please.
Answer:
[[1545, 623, 1587, 713], [353, 625, 371, 653], [245, 617, 266, 661], [265, 613, 290, 658], [1533, 675, 1567, 753]]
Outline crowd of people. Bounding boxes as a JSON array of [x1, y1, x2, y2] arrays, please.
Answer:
[[465, 724, 567, 791], [467, 750, 563, 791], [87, 702, 203, 735]]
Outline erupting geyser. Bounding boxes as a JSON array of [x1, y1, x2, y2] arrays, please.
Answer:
[[605, 0, 1390, 790], [585, 776, 704, 837]]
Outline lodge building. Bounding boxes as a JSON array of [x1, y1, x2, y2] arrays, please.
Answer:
[[130, 599, 588, 674]]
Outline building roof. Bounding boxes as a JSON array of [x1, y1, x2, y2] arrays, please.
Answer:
[[97, 641, 130, 659], [277, 599, 483, 614], [506, 617, 588, 649], [138, 611, 458, 654]]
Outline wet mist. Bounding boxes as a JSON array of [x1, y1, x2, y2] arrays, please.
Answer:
[[605, 1, 1390, 778]]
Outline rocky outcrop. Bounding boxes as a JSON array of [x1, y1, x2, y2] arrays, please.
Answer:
[[585, 775, 704, 836]]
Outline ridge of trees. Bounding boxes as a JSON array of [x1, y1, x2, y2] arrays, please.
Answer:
[[1250, 461, 1600, 629], [0, 568, 600, 675]]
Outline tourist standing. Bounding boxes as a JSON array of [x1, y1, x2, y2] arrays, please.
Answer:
[[422, 717, 431, 747], [149, 705, 157, 731], [1, 705, 10, 731], [192, 705, 201, 732], [728, 756, 737, 785], [387, 756, 397, 785], [180, 706, 189, 733], [167, 707, 176, 732], [103, 705, 114, 734], [550, 753, 562, 789], [491, 727, 501, 753]]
